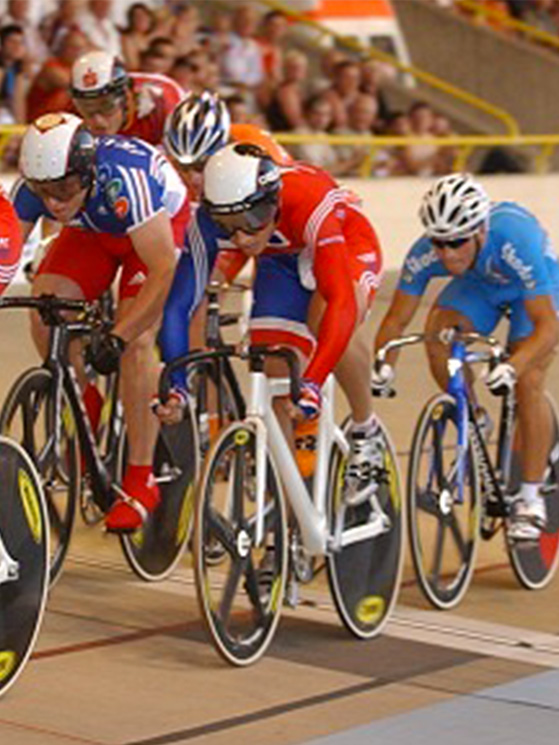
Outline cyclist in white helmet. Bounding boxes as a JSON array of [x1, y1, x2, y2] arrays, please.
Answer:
[[374, 173, 559, 541]]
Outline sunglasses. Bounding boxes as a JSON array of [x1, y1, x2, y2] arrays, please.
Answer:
[[28, 174, 84, 202], [431, 235, 472, 250], [206, 200, 277, 238]]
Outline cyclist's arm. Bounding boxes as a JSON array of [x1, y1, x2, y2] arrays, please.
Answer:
[[113, 211, 176, 342], [509, 295, 559, 375], [374, 289, 421, 366]]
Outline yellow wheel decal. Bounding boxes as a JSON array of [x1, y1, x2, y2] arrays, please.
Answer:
[[18, 469, 42, 544], [432, 403, 445, 421], [176, 483, 194, 547], [355, 595, 385, 625], [131, 527, 144, 548], [234, 429, 250, 446], [0, 651, 16, 681]]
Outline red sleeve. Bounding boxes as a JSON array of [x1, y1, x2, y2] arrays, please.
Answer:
[[303, 212, 357, 387], [0, 194, 23, 295]]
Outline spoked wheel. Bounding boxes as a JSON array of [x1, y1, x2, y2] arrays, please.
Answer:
[[194, 422, 287, 666], [0, 437, 49, 698], [407, 393, 481, 609], [0, 368, 79, 585], [326, 418, 404, 638], [188, 360, 244, 566], [120, 402, 199, 581], [507, 393, 559, 589]]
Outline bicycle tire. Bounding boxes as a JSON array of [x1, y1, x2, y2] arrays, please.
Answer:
[[0, 367, 78, 585], [407, 393, 481, 610], [507, 392, 559, 589], [120, 401, 199, 581], [326, 418, 404, 638], [0, 437, 49, 699], [193, 421, 287, 666]]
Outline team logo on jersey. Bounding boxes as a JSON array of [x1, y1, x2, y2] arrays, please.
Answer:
[[106, 178, 123, 204], [114, 197, 129, 219], [82, 67, 98, 88], [35, 112, 66, 132]]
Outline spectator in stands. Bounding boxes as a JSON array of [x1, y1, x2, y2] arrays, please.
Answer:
[[1, 0, 48, 67], [203, 7, 232, 58], [226, 93, 250, 124], [41, 0, 84, 52], [399, 101, 441, 176], [141, 36, 176, 75], [335, 93, 380, 176], [168, 1, 201, 57], [266, 49, 308, 131], [220, 3, 264, 95], [169, 49, 212, 94], [309, 47, 349, 96], [26, 29, 89, 122], [78, 0, 121, 57], [322, 59, 362, 129], [0, 24, 31, 123], [120, 3, 157, 71], [432, 112, 458, 173], [256, 10, 289, 107], [360, 58, 392, 127]]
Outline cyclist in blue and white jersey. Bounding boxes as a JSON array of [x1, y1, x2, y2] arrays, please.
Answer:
[[373, 173, 559, 541], [14, 112, 190, 533]]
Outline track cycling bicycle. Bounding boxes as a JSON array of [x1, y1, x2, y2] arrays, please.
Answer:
[[376, 329, 559, 610], [0, 436, 49, 698], [0, 294, 197, 584], [160, 344, 404, 666]]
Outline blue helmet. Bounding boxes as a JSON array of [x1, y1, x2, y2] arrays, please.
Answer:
[[163, 91, 231, 166]]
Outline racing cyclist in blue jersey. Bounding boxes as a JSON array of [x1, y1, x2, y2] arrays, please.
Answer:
[[373, 173, 559, 541], [14, 112, 190, 533]]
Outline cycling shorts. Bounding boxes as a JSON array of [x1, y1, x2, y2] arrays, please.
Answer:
[[437, 275, 559, 342]]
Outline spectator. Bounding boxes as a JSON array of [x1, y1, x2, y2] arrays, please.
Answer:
[[220, 3, 264, 94], [41, 0, 84, 52], [168, 1, 201, 57], [169, 49, 212, 94], [226, 92, 250, 124], [309, 47, 349, 96], [141, 36, 176, 75], [335, 93, 380, 176], [266, 49, 308, 131], [78, 0, 121, 57], [1, 0, 47, 67], [322, 59, 362, 129], [203, 8, 232, 58], [372, 110, 413, 177], [120, 3, 157, 71], [0, 24, 31, 123], [399, 101, 441, 176], [360, 58, 392, 126], [432, 113, 458, 173], [257, 10, 289, 87], [26, 29, 89, 122]]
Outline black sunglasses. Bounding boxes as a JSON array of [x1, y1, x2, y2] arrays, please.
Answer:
[[431, 235, 471, 250]]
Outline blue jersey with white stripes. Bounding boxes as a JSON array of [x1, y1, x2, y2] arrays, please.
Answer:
[[13, 135, 186, 233], [398, 202, 559, 300]]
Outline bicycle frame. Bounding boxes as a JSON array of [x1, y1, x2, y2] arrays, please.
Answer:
[[0, 528, 18, 585]]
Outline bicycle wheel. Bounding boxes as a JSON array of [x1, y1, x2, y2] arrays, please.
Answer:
[[0, 368, 79, 585], [508, 392, 559, 589], [0, 437, 49, 698], [194, 421, 287, 666], [326, 418, 404, 639], [407, 393, 481, 610], [120, 401, 199, 581]]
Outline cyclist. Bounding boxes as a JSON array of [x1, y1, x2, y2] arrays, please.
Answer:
[[70, 50, 184, 141], [373, 173, 559, 541], [13, 112, 190, 534], [156, 91, 293, 425], [201, 143, 385, 506], [0, 187, 22, 295]]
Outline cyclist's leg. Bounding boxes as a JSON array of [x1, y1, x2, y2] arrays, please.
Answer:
[[425, 277, 500, 388]]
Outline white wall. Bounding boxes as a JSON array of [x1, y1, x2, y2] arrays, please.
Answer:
[[343, 174, 559, 271]]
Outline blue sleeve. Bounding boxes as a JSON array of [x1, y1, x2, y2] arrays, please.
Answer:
[[397, 236, 447, 296], [494, 210, 554, 298], [11, 179, 53, 224]]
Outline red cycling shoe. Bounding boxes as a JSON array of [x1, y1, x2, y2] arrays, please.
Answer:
[[105, 465, 160, 533]]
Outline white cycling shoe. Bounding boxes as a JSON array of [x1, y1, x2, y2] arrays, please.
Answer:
[[508, 497, 547, 542], [344, 429, 385, 507]]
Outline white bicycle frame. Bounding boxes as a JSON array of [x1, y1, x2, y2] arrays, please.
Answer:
[[244, 370, 390, 556]]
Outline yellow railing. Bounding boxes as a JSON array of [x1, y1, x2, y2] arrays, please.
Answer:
[[456, 0, 559, 51], [274, 132, 559, 176], [255, 0, 520, 135]]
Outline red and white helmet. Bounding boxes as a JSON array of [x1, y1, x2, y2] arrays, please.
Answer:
[[19, 112, 96, 186], [71, 50, 129, 101]]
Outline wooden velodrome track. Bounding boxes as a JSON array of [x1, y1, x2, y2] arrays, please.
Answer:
[[1, 274, 559, 745]]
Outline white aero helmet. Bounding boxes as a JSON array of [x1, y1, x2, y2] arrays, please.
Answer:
[[419, 173, 491, 241], [163, 91, 231, 166], [71, 50, 129, 101], [20, 112, 96, 186], [202, 143, 281, 235]]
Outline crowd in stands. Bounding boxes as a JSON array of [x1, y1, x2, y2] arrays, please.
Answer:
[[0, 0, 459, 177]]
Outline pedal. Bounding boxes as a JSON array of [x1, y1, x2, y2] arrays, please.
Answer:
[[484, 497, 507, 518]]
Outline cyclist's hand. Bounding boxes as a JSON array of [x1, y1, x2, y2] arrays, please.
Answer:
[[295, 379, 322, 421], [485, 362, 516, 396], [151, 387, 187, 425], [86, 331, 126, 375], [371, 362, 395, 397]]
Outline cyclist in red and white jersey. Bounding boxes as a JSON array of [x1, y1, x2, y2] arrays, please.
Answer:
[[70, 50, 184, 142], [203, 143, 384, 505]]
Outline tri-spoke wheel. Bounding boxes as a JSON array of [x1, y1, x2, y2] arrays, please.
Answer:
[[407, 393, 481, 609], [0, 368, 79, 585], [193, 422, 287, 666]]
